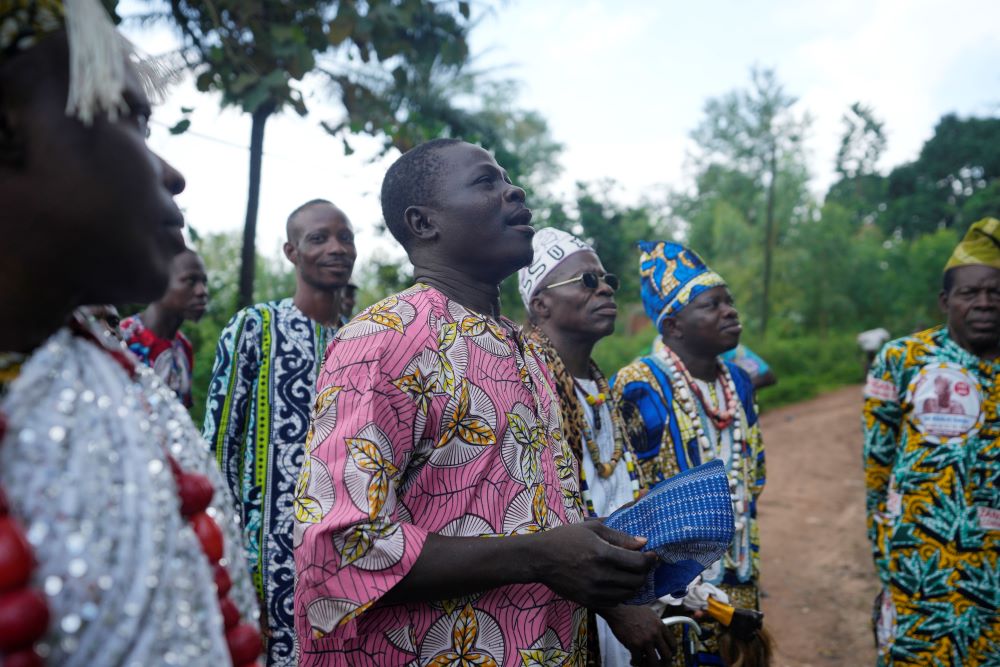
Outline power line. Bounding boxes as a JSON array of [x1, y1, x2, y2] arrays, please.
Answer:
[[150, 118, 249, 152]]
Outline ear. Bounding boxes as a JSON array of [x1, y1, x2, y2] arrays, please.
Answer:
[[938, 289, 949, 314], [283, 240, 298, 266], [404, 205, 438, 243], [661, 316, 681, 340], [529, 293, 551, 322]]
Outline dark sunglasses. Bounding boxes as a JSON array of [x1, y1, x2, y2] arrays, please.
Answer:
[[539, 271, 620, 292]]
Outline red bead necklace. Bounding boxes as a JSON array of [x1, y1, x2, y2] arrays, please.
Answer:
[[71, 316, 263, 666], [660, 345, 738, 430], [0, 410, 49, 667]]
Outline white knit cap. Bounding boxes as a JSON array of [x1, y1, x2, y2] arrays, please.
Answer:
[[517, 227, 593, 310]]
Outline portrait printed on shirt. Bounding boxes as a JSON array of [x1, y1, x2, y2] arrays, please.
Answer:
[[906, 364, 983, 442]]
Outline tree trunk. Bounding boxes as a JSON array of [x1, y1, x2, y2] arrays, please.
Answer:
[[238, 104, 275, 309], [760, 143, 777, 337]]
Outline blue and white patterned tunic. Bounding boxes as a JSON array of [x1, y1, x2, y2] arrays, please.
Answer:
[[203, 298, 336, 666]]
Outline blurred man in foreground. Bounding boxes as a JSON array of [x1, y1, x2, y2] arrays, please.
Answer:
[[0, 2, 259, 663]]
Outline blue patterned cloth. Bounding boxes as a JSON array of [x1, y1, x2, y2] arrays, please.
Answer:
[[203, 299, 336, 667], [638, 240, 726, 329], [606, 459, 734, 604]]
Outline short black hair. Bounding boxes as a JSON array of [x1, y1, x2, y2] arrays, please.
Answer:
[[943, 267, 956, 293], [379, 138, 463, 248], [286, 198, 334, 243]]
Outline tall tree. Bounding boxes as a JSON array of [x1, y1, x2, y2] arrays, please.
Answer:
[[146, 0, 472, 307], [685, 68, 809, 336], [835, 102, 886, 181], [826, 102, 888, 226]]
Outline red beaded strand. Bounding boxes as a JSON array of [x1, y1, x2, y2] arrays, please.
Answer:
[[661, 345, 738, 430], [0, 412, 48, 667], [166, 458, 262, 667], [65, 315, 263, 666]]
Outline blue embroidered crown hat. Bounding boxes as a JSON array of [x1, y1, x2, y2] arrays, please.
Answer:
[[638, 240, 726, 329]]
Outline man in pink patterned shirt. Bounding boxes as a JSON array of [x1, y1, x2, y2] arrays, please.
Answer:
[[294, 139, 661, 666]]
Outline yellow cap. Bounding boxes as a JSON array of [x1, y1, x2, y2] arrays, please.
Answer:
[[945, 217, 1000, 272], [706, 596, 736, 626]]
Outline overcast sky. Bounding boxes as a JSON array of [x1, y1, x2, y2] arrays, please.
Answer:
[[121, 0, 1000, 266]]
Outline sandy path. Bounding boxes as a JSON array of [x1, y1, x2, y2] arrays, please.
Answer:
[[757, 385, 880, 666]]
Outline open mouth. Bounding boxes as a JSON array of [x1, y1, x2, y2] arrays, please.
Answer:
[[506, 207, 534, 229]]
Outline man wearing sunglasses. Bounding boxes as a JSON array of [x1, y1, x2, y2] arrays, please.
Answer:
[[520, 228, 674, 667]]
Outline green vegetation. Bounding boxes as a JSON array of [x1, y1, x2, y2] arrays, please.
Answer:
[[588, 316, 864, 412], [740, 333, 863, 411], [158, 62, 997, 423]]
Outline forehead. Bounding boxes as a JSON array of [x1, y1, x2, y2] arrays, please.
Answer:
[[950, 265, 1000, 289], [297, 205, 352, 232], [172, 251, 205, 273], [687, 284, 731, 307], [543, 250, 603, 285], [438, 142, 502, 173]]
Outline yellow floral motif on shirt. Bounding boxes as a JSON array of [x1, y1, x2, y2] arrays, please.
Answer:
[[518, 647, 569, 667], [568, 610, 588, 665], [427, 604, 499, 667], [436, 381, 497, 448], [525, 485, 554, 533], [339, 522, 398, 566], [460, 314, 507, 342], [356, 295, 407, 333], [392, 366, 436, 415], [293, 460, 322, 523], [437, 322, 460, 395], [507, 410, 546, 483], [305, 385, 341, 455], [552, 435, 570, 473], [347, 437, 399, 520]]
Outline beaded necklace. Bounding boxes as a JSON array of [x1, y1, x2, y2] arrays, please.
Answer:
[[0, 354, 51, 666], [653, 345, 749, 537], [525, 328, 641, 516], [70, 315, 262, 666], [572, 378, 607, 430], [572, 367, 626, 478]]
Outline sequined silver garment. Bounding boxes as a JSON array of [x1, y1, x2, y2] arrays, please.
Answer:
[[0, 328, 258, 665]]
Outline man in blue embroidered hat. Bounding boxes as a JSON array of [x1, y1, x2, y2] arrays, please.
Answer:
[[611, 241, 766, 667], [862, 217, 1000, 666], [520, 228, 674, 666]]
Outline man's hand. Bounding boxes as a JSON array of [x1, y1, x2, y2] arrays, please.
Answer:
[[600, 604, 676, 667], [532, 521, 658, 608]]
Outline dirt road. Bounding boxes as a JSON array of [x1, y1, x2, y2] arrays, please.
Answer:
[[758, 385, 880, 666]]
